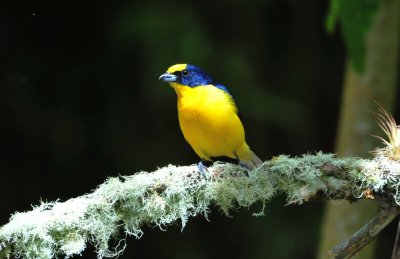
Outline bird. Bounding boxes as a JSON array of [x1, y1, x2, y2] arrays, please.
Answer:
[[159, 64, 262, 172]]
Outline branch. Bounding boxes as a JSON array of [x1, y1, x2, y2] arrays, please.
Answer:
[[329, 205, 400, 258], [1, 152, 400, 258]]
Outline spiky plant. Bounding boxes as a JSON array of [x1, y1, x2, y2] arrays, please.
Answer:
[[372, 104, 400, 160]]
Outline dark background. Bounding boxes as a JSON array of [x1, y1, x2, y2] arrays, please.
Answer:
[[0, 0, 398, 258]]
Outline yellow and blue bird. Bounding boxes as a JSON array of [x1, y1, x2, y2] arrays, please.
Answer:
[[159, 64, 262, 171]]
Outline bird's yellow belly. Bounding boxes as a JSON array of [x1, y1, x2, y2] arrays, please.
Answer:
[[176, 85, 245, 160]]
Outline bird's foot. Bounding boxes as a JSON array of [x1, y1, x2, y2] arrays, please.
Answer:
[[197, 161, 211, 179], [239, 162, 251, 170]]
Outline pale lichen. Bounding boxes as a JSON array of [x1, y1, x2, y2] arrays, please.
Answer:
[[1, 153, 399, 258]]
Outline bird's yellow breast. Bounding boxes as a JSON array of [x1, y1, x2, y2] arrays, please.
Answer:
[[170, 83, 245, 160]]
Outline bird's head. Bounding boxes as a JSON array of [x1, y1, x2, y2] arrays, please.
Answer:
[[159, 64, 216, 88]]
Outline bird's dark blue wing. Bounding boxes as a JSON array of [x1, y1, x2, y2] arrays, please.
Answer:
[[214, 83, 229, 93]]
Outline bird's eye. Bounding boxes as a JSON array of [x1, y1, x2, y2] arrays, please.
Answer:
[[182, 69, 189, 76]]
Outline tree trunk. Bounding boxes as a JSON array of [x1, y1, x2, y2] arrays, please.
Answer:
[[318, 0, 400, 258]]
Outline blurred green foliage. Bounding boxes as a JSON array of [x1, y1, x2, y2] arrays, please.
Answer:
[[326, 0, 378, 73]]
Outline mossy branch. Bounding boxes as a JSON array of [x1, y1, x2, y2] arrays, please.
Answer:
[[1, 152, 400, 258]]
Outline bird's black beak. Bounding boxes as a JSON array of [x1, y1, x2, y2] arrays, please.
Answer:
[[159, 72, 178, 82]]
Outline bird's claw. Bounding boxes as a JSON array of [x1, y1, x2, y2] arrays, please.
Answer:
[[197, 161, 211, 179]]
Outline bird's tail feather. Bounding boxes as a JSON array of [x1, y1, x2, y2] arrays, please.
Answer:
[[238, 150, 263, 170]]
